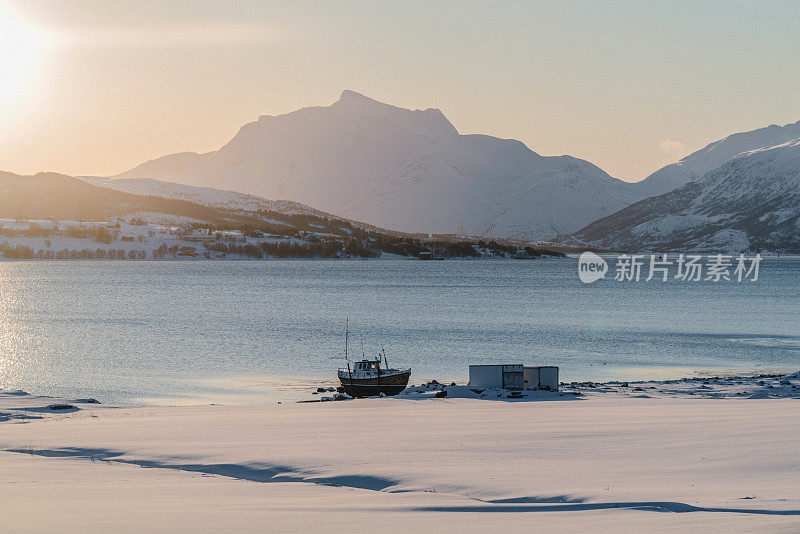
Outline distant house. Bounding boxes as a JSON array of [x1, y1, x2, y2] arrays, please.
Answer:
[[418, 250, 443, 260], [121, 236, 135, 242], [177, 246, 198, 257], [514, 249, 540, 259]]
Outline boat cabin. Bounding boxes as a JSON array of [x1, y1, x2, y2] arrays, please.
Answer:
[[353, 359, 382, 373]]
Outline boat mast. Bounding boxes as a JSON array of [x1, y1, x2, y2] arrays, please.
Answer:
[[375, 343, 381, 393], [345, 318, 355, 394]]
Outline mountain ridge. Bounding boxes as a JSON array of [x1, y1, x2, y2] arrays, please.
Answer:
[[111, 91, 800, 244], [114, 90, 639, 239], [634, 119, 800, 197], [571, 139, 800, 252]]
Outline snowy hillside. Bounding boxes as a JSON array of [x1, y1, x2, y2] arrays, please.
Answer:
[[573, 139, 800, 252], [635, 120, 800, 197], [2, 172, 572, 261], [82, 177, 335, 218], [114, 90, 639, 239]]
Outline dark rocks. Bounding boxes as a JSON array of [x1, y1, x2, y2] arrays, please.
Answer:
[[47, 404, 75, 410]]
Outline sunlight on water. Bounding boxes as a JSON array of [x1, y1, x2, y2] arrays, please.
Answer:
[[0, 258, 797, 404], [0, 269, 30, 388]]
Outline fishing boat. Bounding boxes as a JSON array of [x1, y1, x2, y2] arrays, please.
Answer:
[[336, 322, 411, 397]]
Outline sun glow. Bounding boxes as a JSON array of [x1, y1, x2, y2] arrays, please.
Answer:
[[0, 4, 50, 112]]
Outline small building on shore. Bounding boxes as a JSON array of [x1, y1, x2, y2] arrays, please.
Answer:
[[469, 364, 558, 391], [469, 364, 523, 390], [523, 366, 559, 391]]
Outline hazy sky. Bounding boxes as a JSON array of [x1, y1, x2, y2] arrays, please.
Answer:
[[2, 0, 799, 181]]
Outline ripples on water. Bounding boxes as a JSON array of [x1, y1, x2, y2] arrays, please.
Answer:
[[0, 258, 798, 403]]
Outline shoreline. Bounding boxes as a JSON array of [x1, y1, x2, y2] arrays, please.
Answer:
[[3, 254, 800, 262], [6, 369, 799, 407]]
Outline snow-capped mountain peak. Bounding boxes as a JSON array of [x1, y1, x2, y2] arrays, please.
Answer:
[[113, 91, 636, 239], [635, 119, 800, 197], [574, 136, 800, 252]]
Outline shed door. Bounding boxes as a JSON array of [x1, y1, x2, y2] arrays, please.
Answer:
[[503, 371, 523, 389], [524, 367, 540, 389]]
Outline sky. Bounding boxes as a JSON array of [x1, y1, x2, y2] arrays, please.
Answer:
[[1, 0, 799, 182]]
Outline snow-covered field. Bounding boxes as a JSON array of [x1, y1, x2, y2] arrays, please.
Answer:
[[2, 374, 799, 533]]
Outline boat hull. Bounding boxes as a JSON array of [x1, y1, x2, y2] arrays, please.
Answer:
[[338, 370, 411, 398]]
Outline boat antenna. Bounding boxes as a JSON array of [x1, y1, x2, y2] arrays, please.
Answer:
[[382, 345, 388, 369], [360, 339, 366, 359], [345, 318, 349, 362]]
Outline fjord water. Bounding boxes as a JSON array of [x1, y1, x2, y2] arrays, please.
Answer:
[[0, 258, 798, 404]]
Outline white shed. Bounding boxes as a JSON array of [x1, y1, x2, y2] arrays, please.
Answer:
[[523, 366, 559, 391], [468, 364, 524, 390]]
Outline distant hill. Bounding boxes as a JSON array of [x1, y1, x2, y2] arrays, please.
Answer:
[[0, 172, 235, 224], [81, 176, 330, 218], [0, 171, 379, 236], [572, 140, 800, 252], [1, 171, 573, 259], [114, 90, 641, 239]]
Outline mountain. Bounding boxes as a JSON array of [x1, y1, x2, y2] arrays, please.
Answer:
[[572, 140, 800, 252], [635, 120, 800, 197], [114, 90, 640, 239]]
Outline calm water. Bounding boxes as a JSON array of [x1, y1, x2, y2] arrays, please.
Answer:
[[0, 258, 798, 404]]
